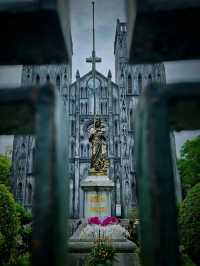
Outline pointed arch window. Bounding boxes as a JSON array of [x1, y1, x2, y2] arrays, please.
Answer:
[[80, 87, 83, 98], [138, 74, 142, 94], [148, 74, 152, 84], [85, 87, 88, 98], [56, 75, 60, 88], [86, 103, 88, 114], [36, 74, 40, 85], [71, 120, 75, 136], [17, 183, 23, 203], [46, 74, 50, 83], [128, 74, 132, 94], [27, 183, 32, 205], [100, 102, 103, 114], [157, 73, 161, 82], [80, 144, 84, 157], [104, 102, 107, 114], [130, 109, 134, 131], [115, 142, 118, 157], [71, 142, 75, 157], [87, 144, 90, 157], [115, 120, 118, 135]]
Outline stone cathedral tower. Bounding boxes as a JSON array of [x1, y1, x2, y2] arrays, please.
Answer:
[[11, 64, 72, 209], [11, 19, 167, 218], [114, 19, 166, 216]]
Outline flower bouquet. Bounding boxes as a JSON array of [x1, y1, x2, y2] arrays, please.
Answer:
[[85, 236, 115, 266]]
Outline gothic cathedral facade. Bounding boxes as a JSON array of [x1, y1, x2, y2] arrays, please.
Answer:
[[11, 19, 166, 218]]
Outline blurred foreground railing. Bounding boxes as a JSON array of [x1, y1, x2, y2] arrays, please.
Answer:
[[127, 0, 200, 265], [0, 1, 71, 265]]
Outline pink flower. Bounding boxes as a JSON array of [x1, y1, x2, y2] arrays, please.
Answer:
[[88, 216, 101, 225], [101, 216, 118, 226]]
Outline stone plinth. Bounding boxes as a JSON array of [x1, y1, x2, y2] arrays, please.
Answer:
[[81, 175, 114, 218]]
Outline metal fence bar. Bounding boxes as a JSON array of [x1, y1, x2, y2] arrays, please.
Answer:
[[0, 84, 69, 266], [135, 82, 200, 266]]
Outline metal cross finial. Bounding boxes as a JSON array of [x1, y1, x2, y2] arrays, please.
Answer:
[[86, 1, 102, 126]]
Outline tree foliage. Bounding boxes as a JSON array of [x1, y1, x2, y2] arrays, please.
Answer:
[[178, 183, 200, 266], [0, 184, 19, 264], [178, 135, 200, 187], [0, 154, 11, 188]]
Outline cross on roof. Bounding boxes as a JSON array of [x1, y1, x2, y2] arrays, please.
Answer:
[[86, 1, 102, 75]]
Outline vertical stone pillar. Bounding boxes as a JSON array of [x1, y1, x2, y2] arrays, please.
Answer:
[[74, 71, 80, 218]]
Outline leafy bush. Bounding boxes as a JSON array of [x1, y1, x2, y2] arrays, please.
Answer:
[[181, 252, 196, 266], [0, 155, 11, 188], [6, 253, 31, 266], [0, 184, 19, 264], [178, 135, 200, 189], [21, 226, 32, 251], [178, 183, 200, 265], [15, 203, 32, 225]]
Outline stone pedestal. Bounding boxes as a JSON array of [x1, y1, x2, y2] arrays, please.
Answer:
[[81, 175, 114, 218]]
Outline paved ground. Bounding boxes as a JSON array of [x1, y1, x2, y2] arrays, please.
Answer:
[[68, 252, 139, 266]]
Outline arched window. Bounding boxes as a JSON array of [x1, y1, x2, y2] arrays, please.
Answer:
[[71, 142, 75, 157], [80, 103, 83, 114], [103, 87, 107, 98], [85, 87, 88, 98], [27, 184, 32, 205], [80, 87, 83, 98], [86, 103, 88, 114], [100, 102, 103, 114], [71, 120, 75, 136], [113, 99, 117, 114], [87, 144, 90, 157], [104, 102, 107, 114], [36, 74, 40, 85], [115, 120, 118, 135], [128, 74, 132, 94], [17, 183, 23, 202], [138, 74, 142, 94], [80, 144, 84, 157], [115, 142, 118, 157], [46, 74, 50, 82], [157, 73, 161, 82], [56, 75, 60, 88], [130, 109, 134, 130], [148, 74, 152, 84]]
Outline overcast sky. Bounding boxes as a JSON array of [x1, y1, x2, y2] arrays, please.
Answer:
[[0, 0, 200, 156]]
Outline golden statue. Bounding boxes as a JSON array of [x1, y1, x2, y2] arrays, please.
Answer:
[[89, 119, 109, 175]]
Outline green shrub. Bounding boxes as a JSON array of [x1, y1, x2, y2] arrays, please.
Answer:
[[178, 135, 200, 188], [15, 203, 32, 225], [0, 184, 19, 264], [21, 226, 32, 251], [179, 183, 200, 265], [0, 231, 5, 259], [181, 252, 196, 266], [0, 155, 11, 188], [6, 252, 31, 266]]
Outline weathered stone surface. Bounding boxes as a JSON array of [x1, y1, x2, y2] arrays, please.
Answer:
[[0, 0, 72, 64], [68, 253, 139, 266], [127, 0, 200, 63]]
